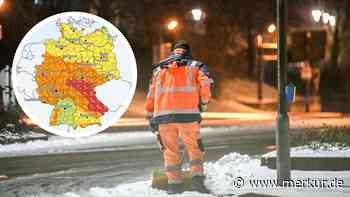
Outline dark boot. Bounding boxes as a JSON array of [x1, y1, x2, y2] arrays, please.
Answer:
[[192, 176, 210, 193], [167, 183, 184, 195]]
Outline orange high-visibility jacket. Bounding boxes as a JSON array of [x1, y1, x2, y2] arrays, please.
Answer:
[[145, 59, 212, 124]]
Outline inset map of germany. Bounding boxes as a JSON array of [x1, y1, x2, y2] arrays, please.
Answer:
[[12, 12, 137, 137]]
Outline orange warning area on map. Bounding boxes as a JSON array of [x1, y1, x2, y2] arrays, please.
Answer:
[[35, 53, 110, 127]]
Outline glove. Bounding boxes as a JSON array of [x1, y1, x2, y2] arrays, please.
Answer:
[[197, 138, 205, 152], [199, 104, 208, 112], [155, 132, 165, 151], [149, 120, 158, 133], [149, 120, 164, 151]]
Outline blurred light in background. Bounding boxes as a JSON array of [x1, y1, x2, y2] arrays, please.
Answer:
[[329, 15, 336, 27], [268, 24, 276, 33], [311, 9, 322, 23], [191, 8, 203, 21], [256, 34, 263, 47], [322, 12, 330, 24], [167, 20, 178, 31], [0, 25, 2, 40], [312, 9, 336, 27]]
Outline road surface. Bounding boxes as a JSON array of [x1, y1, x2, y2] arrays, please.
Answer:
[[0, 126, 275, 197], [1, 112, 350, 196]]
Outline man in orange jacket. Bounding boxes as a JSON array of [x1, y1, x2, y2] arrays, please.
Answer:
[[145, 41, 212, 194]]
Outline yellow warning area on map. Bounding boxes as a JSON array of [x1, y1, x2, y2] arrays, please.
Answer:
[[44, 22, 120, 80]]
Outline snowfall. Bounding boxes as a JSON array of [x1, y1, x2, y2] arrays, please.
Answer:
[[1, 130, 350, 197]]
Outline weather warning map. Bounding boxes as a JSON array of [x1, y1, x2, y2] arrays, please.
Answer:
[[12, 12, 137, 137]]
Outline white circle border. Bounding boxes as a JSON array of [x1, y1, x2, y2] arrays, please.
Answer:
[[12, 12, 138, 138]]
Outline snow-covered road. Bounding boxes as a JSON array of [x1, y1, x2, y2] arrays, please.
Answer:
[[2, 152, 350, 197], [0, 126, 273, 158], [1, 127, 350, 197], [0, 126, 274, 197]]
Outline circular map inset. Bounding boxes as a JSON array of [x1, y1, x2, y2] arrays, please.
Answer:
[[12, 12, 137, 137]]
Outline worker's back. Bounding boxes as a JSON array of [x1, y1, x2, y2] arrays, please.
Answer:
[[154, 61, 200, 115], [146, 59, 211, 124]]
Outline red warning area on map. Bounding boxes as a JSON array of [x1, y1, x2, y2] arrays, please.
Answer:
[[66, 79, 108, 115]]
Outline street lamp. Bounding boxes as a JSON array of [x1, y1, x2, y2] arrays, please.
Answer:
[[312, 9, 336, 27], [191, 8, 203, 21], [311, 9, 322, 23], [167, 20, 178, 31], [329, 15, 336, 27], [322, 12, 330, 24], [0, 0, 4, 40], [268, 24, 276, 33], [256, 34, 263, 47]]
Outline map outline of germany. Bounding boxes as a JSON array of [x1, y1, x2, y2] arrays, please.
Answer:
[[12, 12, 137, 137], [36, 20, 119, 129]]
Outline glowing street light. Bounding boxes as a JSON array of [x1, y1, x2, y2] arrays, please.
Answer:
[[167, 20, 178, 31], [268, 24, 276, 33], [311, 9, 322, 23], [329, 15, 336, 27], [256, 34, 263, 47], [322, 12, 330, 24], [191, 8, 203, 21], [0, 0, 4, 41]]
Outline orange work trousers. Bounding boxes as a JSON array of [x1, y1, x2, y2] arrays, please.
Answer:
[[159, 122, 204, 184]]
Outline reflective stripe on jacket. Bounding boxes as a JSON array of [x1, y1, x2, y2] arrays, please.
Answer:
[[145, 59, 212, 124]]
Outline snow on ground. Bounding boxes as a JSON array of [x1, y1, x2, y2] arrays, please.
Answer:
[[0, 128, 48, 145], [23, 181, 214, 197], [205, 152, 350, 196], [0, 125, 272, 158], [0, 131, 156, 157], [263, 142, 350, 158], [16, 151, 350, 197], [2, 129, 350, 197]]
